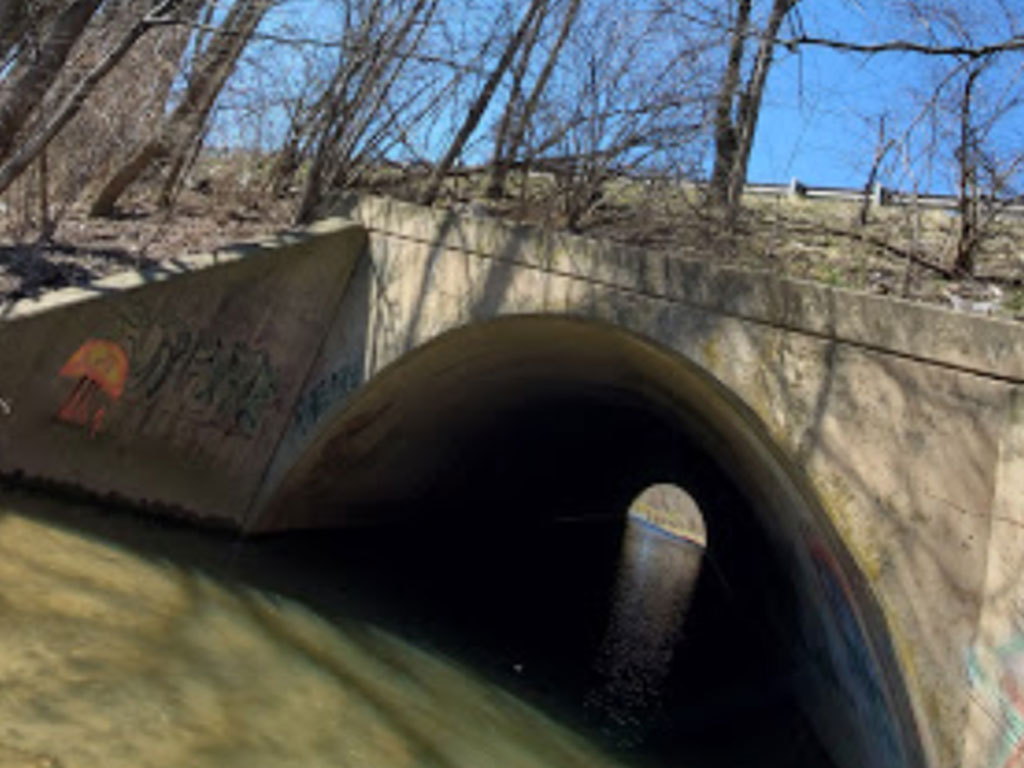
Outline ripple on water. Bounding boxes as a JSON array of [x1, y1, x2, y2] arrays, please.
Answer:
[[0, 505, 626, 768]]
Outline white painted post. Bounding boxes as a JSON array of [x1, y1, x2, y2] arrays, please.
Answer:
[[871, 182, 887, 208]]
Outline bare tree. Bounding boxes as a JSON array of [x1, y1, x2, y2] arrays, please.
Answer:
[[526, 0, 711, 230], [420, 0, 548, 205], [709, 0, 799, 219], [798, 0, 1024, 276], [0, 0, 105, 164], [708, 0, 751, 209], [0, 0, 182, 198], [953, 60, 986, 275], [89, 0, 270, 216], [485, 0, 582, 199], [294, 0, 440, 222], [857, 115, 895, 226], [483, 1, 546, 199]]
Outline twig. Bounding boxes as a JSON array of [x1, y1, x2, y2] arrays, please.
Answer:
[[778, 34, 1024, 59], [0, 0, 181, 196]]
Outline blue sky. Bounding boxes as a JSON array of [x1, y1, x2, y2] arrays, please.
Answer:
[[750, 0, 1024, 192], [749, 47, 896, 186], [749, 0, 930, 188], [216, 0, 1023, 195]]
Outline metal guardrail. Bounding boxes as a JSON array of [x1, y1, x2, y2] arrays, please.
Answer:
[[742, 179, 1024, 217], [372, 161, 1024, 218]]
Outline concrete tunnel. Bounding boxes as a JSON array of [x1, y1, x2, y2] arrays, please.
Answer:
[[260, 315, 924, 767]]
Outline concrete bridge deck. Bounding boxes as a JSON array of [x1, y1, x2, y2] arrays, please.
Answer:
[[0, 194, 1021, 768]]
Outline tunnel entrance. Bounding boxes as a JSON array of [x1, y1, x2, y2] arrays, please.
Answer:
[[262, 315, 920, 768]]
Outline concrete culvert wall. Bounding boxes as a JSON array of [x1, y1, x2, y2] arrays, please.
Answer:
[[262, 315, 923, 768], [3, 193, 1019, 766]]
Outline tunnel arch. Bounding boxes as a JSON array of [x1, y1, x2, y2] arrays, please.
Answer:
[[262, 314, 924, 768]]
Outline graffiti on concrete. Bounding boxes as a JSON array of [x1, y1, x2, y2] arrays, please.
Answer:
[[116, 307, 280, 438], [807, 537, 903, 764], [130, 325, 197, 400], [56, 339, 130, 437], [293, 360, 362, 436], [968, 632, 1024, 768]]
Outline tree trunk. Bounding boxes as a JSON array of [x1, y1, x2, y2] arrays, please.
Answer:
[[724, 0, 797, 213], [293, 56, 365, 222], [485, 1, 545, 199], [295, 0, 436, 223], [0, 0, 180, 198], [420, 0, 548, 205], [0, 0, 104, 164], [953, 63, 983, 277], [708, 0, 752, 207], [858, 116, 892, 226], [157, 1, 263, 208], [89, 0, 267, 216], [158, 0, 267, 207], [487, 0, 580, 200], [89, 142, 167, 214], [38, 145, 52, 239], [267, 98, 306, 198]]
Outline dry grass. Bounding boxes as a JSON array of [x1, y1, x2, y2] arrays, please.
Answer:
[[0, 173, 292, 304], [3, 159, 1022, 322], [383, 171, 1024, 322]]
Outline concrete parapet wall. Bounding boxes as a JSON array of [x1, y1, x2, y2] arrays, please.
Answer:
[[337, 194, 1023, 381]]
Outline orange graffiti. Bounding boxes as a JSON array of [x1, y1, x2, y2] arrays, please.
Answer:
[[57, 339, 129, 437]]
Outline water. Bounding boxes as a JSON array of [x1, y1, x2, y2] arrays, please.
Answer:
[[587, 517, 704, 745], [0, 488, 831, 767]]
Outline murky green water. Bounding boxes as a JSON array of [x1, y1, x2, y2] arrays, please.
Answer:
[[0, 488, 829, 767], [0, 494, 634, 768]]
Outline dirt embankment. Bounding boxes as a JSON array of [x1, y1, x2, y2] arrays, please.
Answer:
[[0, 192, 293, 307], [4, 177, 1023, 322]]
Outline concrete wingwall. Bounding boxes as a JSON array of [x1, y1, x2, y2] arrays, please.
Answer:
[[257, 194, 1022, 768], [1, 193, 1022, 768], [0, 219, 366, 527]]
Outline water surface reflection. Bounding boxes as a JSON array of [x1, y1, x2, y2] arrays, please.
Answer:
[[0, 487, 833, 767], [0, 492, 626, 768], [588, 516, 704, 744]]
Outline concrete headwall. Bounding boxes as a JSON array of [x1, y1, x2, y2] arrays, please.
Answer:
[[266, 194, 1022, 768], [0, 220, 366, 526]]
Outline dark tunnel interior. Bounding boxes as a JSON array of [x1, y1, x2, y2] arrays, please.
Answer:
[[243, 316, 928, 766], [256, 378, 839, 767]]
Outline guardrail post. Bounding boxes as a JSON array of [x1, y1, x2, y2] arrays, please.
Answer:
[[871, 182, 888, 208]]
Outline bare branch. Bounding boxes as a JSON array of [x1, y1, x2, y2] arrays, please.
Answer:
[[779, 34, 1024, 59], [0, 0, 181, 197]]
